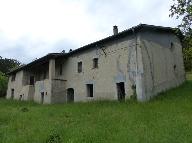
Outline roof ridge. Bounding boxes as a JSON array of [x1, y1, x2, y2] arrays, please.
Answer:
[[8, 24, 178, 74]]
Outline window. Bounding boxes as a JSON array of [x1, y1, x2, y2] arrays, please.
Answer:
[[59, 64, 63, 75], [93, 58, 98, 68], [174, 64, 177, 71], [11, 74, 16, 81], [170, 42, 174, 51], [86, 84, 93, 97], [78, 62, 82, 73]]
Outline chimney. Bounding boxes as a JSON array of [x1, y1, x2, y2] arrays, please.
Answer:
[[113, 25, 118, 35]]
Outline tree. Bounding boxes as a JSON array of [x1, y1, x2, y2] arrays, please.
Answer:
[[170, 0, 192, 71], [170, 0, 192, 36], [0, 56, 21, 97], [0, 56, 21, 74], [0, 71, 8, 97], [183, 46, 192, 71]]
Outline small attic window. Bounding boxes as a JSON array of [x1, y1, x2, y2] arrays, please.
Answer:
[[170, 42, 174, 51], [11, 74, 16, 81], [93, 58, 98, 69], [174, 64, 177, 71], [78, 61, 82, 73]]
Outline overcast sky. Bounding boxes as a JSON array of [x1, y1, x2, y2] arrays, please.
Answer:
[[0, 0, 180, 63]]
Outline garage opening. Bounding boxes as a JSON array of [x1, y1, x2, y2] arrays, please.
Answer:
[[116, 82, 125, 101], [41, 92, 44, 104], [86, 84, 93, 97], [67, 88, 74, 102]]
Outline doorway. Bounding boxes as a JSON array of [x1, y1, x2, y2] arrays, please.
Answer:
[[11, 89, 14, 99], [19, 95, 22, 101], [116, 82, 125, 101], [67, 88, 74, 102], [86, 84, 93, 97], [41, 92, 44, 104]]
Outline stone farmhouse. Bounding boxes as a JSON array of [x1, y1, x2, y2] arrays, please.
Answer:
[[6, 24, 185, 104]]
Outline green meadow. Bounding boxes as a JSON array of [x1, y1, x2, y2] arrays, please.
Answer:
[[0, 73, 192, 143]]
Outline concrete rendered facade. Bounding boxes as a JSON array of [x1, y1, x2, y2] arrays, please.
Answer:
[[6, 24, 185, 103]]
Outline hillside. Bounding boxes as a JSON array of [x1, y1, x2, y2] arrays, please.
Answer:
[[0, 73, 192, 143]]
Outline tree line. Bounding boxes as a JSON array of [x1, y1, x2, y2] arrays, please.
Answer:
[[0, 57, 21, 97], [170, 0, 192, 71]]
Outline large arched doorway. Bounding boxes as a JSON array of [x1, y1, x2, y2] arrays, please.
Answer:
[[67, 88, 74, 102]]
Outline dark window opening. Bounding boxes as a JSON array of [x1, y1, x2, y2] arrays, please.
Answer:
[[11, 89, 14, 99], [78, 62, 82, 73], [29, 76, 35, 85], [87, 84, 93, 97], [59, 64, 63, 75], [93, 58, 98, 68], [11, 74, 16, 81], [174, 64, 177, 71], [41, 92, 44, 104], [116, 82, 125, 101], [170, 42, 174, 51]]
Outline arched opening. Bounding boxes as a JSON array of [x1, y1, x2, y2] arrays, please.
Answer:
[[67, 88, 74, 102]]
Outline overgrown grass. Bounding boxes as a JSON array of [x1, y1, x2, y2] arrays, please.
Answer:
[[0, 74, 192, 143]]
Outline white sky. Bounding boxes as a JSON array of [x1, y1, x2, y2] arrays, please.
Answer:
[[0, 0, 180, 63]]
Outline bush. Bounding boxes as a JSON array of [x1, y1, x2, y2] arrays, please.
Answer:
[[46, 132, 62, 143], [183, 47, 192, 71]]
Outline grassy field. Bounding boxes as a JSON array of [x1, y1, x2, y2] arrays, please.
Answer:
[[0, 74, 192, 143]]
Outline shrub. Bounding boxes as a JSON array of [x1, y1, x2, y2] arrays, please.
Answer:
[[183, 47, 192, 72], [46, 132, 62, 143]]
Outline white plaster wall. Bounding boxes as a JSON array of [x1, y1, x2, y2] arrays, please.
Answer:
[[6, 71, 35, 101], [55, 36, 136, 102], [51, 80, 66, 103], [6, 71, 23, 100], [34, 79, 51, 104], [140, 31, 185, 100]]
